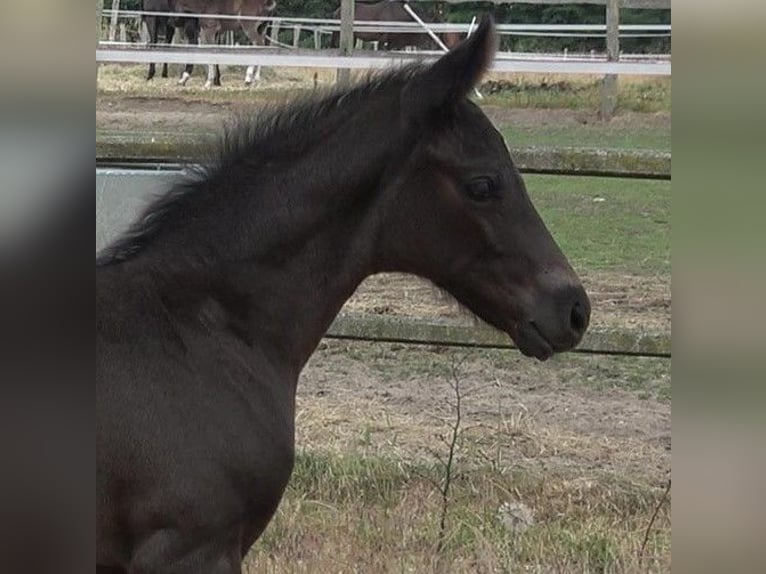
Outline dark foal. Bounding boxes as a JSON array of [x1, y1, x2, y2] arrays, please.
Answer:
[[97, 18, 589, 573]]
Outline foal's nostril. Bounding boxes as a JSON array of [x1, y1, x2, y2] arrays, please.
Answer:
[[570, 301, 587, 335]]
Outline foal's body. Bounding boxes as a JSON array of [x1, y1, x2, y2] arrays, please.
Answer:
[[97, 268, 296, 567], [97, 20, 589, 572], [97, 168, 380, 565]]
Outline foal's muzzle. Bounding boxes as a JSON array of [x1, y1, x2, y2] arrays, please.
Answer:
[[516, 283, 591, 361]]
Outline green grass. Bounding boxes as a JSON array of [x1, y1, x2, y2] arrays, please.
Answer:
[[557, 353, 672, 402], [481, 77, 671, 114], [247, 450, 671, 573], [525, 175, 671, 274], [98, 122, 670, 151], [288, 450, 416, 506], [501, 122, 671, 151]]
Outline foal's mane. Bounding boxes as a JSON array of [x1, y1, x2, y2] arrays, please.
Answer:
[[96, 65, 422, 267]]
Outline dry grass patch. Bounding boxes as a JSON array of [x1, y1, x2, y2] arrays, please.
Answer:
[[284, 339, 671, 570], [295, 392, 668, 481], [97, 64, 670, 114], [244, 450, 670, 573]]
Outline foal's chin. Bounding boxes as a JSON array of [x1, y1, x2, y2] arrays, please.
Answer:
[[509, 321, 556, 361], [444, 293, 559, 361], [507, 310, 588, 361]]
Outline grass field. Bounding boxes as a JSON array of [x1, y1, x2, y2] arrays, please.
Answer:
[[528, 175, 671, 275], [500, 123, 670, 152], [247, 452, 669, 573], [483, 76, 670, 114]]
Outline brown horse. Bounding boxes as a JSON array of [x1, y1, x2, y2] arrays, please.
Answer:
[[174, 0, 276, 87], [334, 0, 461, 51], [97, 18, 589, 573], [142, 0, 201, 82]]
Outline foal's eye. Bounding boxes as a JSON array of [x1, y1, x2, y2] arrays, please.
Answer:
[[464, 177, 498, 202]]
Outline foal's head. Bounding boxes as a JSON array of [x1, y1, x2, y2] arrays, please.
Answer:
[[377, 18, 590, 360]]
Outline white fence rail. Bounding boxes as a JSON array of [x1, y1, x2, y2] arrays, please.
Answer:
[[96, 44, 670, 76], [97, 9, 670, 77], [101, 9, 671, 38]]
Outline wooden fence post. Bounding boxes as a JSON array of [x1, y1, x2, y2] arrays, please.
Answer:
[[337, 0, 354, 86], [109, 0, 121, 41], [600, 0, 619, 120]]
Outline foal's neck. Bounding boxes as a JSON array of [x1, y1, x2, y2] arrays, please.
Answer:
[[176, 93, 406, 376], [235, 207, 378, 375]]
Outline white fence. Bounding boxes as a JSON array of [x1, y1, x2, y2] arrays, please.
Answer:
[[101, 9, 670, 38], [96, 9, 671, 77], [97, 45, 669, 76]]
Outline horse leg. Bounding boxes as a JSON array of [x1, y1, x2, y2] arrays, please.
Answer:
[[145, 17, 157, 81], [199, 24, 218, 89], [242, 21, 267, 86], [178, 19, 198, 86], [161, 18, 173, 78], [244, 66, 260, 85], [209, 30, 223, 87]]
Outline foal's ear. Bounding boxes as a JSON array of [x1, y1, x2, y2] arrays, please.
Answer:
[[401, 15, 496, 122]]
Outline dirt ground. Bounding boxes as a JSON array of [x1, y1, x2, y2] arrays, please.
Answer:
[[298, 338, 670, 484], [96, 91, 670, 137]]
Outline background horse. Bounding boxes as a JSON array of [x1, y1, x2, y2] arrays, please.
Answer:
[[142, 0, 200, 82], [333, 0, 461, 51], [175, 0, 276, 87], [97, 18, 589, 573]]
